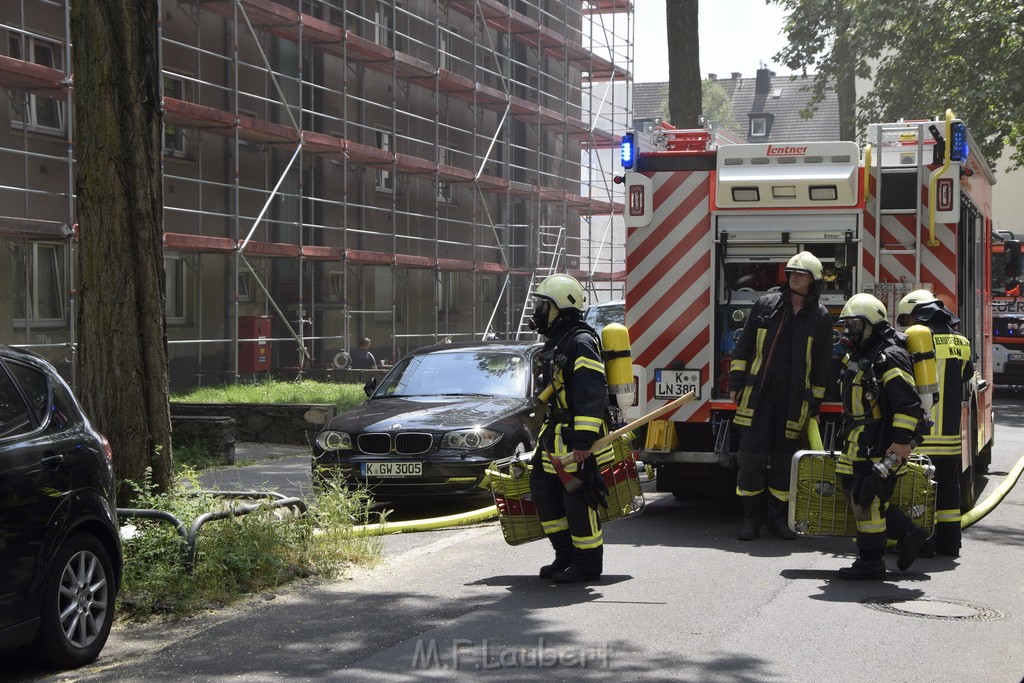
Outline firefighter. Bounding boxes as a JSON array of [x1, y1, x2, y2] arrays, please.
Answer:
[[528, 274, 613, 584], [836, 293, 928, 579], [897, 289, 973, 557], [728, 251, 834, 541]]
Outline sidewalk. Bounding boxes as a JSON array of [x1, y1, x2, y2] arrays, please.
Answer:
[[233, 441, 311, 464]]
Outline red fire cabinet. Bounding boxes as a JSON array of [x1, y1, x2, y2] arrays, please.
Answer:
[[239, 315, 272, 373]]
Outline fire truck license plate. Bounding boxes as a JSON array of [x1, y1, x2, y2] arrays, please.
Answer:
[[1009, 353, 1024, 362], [654, 369, 701, 400], [363, 462, 423, 477]]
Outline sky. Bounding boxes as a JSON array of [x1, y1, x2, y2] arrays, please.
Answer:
[[633, 1, 791, 83]]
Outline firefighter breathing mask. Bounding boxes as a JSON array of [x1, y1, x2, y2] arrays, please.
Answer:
[[528, 298, 558, 334], [838, 293, 887, 349], [840, 318, 871, 349]]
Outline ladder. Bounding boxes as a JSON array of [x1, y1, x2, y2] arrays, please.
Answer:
[[515, 224, 565, 339]]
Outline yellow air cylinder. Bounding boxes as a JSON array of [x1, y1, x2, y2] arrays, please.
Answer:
[[905, 324, 939, 417], [601, 323, 635, 410]]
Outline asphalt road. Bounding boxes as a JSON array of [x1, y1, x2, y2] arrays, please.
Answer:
[[10, 393, 1024, 682]]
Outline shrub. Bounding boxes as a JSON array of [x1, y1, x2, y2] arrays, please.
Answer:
[[118, 469, 382, 619]]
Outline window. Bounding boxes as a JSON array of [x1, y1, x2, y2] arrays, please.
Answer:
[[164, 253, 187, 322], [13, 242, 66, 324], [438, 28, 451, 71], [162, 75, 187, 157], [749, 116, 767, 137], [8, 35, 64, 134], [437, 146, 453, 203], [327, 271, 344, 301], [0, 364, 33, 439], [375, 131, 394, 192], [374, 8, 394, 48]]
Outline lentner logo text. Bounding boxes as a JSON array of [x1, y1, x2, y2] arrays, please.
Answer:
[[766, 145, 808, 156]]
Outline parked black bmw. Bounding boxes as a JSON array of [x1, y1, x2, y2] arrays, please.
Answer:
[[312, 341, 546, 503], [0, 344, 122, 668]]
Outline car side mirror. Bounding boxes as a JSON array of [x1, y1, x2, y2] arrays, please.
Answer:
[[363, 378, 378, 397], [1005, 239, 1021, 279]]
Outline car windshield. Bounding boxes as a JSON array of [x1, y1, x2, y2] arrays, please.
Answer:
[[585, 301, 624, 334], [374, 350, 530, 398]]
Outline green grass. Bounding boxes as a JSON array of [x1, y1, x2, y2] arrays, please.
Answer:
[[118, 469, 383, 619], [172, 379, 367, 412]]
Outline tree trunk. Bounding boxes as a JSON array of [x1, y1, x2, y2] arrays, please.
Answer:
[[667, 0, 702, 128], [71, 0, 172, 501]]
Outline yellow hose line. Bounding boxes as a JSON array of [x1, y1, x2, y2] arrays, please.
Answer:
[[350, 504, 498, 536], [961, 452, 1024, 529]]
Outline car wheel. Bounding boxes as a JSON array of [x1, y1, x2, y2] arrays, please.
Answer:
[[29, 532, 116, 668]]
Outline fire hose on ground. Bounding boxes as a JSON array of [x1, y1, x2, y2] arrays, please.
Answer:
[[351, 393, 694, 536]]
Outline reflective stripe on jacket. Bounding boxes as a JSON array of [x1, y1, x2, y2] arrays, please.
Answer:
[[919, 329, 973, 458]]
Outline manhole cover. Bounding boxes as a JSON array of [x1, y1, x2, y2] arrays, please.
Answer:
[[861, 596, 1006, 621]]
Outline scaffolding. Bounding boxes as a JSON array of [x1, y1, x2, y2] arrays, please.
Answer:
[[0, 0, 632, 390]]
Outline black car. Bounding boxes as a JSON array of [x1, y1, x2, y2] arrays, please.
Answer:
[[312, 341, 546, 503], [0, 345, 122, 668]]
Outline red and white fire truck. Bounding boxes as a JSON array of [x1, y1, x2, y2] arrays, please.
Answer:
[[620, 110, 994, 509]]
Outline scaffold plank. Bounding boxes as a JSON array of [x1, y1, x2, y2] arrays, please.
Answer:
[[582, 0, 633, 14], [240, 240, 302, 258], [164, 232, 235, 253], [0, 55, 67, 92], [301, 245, 345, 261], [0, 217, 70, 240]]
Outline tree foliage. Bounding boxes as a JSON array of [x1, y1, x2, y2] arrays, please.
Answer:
[[72, 0, 173, 501], [660, 79, 733, 129], [772, 0, 1024, 167]]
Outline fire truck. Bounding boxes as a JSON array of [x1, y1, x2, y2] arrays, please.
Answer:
[[620, 110, 994, 510], [991, 233, 1024, 384]]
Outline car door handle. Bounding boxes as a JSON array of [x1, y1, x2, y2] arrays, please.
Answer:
[[40, 453, 65, 468]]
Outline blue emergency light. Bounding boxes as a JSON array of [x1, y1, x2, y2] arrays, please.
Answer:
[[950, 120, 968, 162], [621, 132, 635, 169]]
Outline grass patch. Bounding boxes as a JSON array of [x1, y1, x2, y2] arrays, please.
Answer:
[[118, 469, 383, 619], [172, 379, 367, 412], [172, 441, 222, 472]]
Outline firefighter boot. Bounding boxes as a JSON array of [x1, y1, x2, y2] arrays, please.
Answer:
[[552, 546, 602, 584], [539, 530, 573, 579], [897, 525, 928, 572], [737, 494, 764, 541], [838, 551, 887, 580], [767, 497, 796, 540]]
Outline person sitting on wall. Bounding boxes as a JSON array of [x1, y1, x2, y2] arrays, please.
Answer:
[[349, 338, 378, 369]]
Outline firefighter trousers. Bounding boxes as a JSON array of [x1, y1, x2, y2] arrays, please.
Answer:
[[930, 454, 963, 554], [736, 391, 797, 502], [530, 459, 603, 575], [842, 468, 913, 559]]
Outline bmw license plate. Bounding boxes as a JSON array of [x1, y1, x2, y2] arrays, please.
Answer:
[[363, 462, 423, 477], [654, 368, 701, 400]]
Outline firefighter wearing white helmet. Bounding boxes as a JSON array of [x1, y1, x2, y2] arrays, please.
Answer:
[[834, 293, 927, 579], [728, 251, 833, 542], [529, 273, 613, 584], [897, 289, 972, 558]]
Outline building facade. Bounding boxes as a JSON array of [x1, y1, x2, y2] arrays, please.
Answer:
[[0, 0, 632, 390]]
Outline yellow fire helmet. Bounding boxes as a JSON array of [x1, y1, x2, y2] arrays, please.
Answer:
[[839, 292, 887, 326], [534, 274, 587, 312], [784, 251, 823, 281], [896, 289, 939, 327]]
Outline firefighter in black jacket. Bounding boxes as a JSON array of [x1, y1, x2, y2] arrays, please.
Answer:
[[529, 274, 614, 584], [836, 293, 928, 579], [897, 289, 973, 557], [728, 252, 834, 541]]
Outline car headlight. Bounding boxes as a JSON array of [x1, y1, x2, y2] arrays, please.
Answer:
[[316, 430, 353, 452], [442, 428, 502, 450]]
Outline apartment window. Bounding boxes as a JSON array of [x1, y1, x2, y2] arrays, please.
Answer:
[[437, 146, 453, 203], [374, 8, 394, 49], [8, 35, 64, 135], [749, 116, 768, 138], [164, 253, 187, 322], [438, 29, 450, 71], [327, 271, 344, 301], [13, 242, 66, 324], [162, 75, 187, 157], [375, 131, 394, 193]]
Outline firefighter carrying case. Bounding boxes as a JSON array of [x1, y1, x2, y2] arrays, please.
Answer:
[[788, 450, 937, 537], [486, 435, 645, 546]]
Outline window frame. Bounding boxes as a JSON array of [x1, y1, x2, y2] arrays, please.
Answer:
[[13, 241, 67, 326], [375, 131, 394, 193], [7, 34, 65, 136], [164, 252, 188, 323], [749, 116, 768, 138], [162, 73, 188, 158]]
